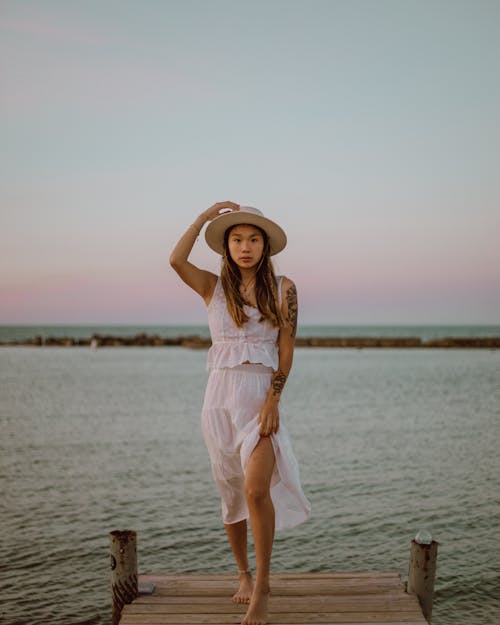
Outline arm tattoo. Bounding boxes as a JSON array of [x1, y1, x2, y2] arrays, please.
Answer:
[[272, 368, 287, 396], [285, 284, 298, 338]]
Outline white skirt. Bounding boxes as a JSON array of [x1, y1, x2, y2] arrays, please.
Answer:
[[201, 363, 311, 530]]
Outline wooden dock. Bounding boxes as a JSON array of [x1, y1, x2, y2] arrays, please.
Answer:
[[118, 571, 428, 625]]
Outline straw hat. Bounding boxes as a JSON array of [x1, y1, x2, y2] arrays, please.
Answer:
[[205, 206, 287, 256]]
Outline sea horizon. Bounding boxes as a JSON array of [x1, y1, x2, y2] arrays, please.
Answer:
[[1, 322, 500, 343]]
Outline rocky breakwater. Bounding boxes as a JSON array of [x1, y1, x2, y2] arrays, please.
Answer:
[[422, 336, 500, 348], [0, 333, 211, 348], [295, 336, 500, 348], [1, 334, 500, 348], [294, 336, 423, 348]]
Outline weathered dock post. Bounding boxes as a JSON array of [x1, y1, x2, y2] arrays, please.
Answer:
[[407, 530, 438, 623], [109, 530, 138, 625]]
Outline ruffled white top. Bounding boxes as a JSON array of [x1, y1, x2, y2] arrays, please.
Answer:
[[206, 276, 283, 371]]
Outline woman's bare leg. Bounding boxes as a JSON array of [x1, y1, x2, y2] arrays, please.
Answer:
[[242, 436, 275, 625], [225, 520, 253, 603]]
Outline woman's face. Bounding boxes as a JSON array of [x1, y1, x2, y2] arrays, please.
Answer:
[[227, 224, 265, 270]]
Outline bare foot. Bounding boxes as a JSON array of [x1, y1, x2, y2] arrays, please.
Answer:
[[232, 571, 253, 604], [241, 586, 270, 625]]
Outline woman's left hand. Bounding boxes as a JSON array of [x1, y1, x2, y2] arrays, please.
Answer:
[[258, 396, 280, 436]]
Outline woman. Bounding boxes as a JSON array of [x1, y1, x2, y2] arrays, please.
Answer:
[[170, 201, 310, 625]]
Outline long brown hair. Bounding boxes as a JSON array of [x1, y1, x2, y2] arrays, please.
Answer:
[[220, 224, 285, 328]]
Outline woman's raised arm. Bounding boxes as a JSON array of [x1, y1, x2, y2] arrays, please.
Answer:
[[169, 201, 239, 303]]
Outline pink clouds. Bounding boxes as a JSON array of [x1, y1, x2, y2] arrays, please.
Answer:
[[0, 266, 207, 323], [2, 259, 497, 324]]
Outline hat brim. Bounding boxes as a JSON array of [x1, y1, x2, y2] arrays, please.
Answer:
[[205, 211, 287, 256]]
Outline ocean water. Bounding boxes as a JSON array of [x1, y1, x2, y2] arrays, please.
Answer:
[[1, 346, 499, 624]]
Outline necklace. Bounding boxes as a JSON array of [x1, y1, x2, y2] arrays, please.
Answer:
[[240, 278, 255, 294], [240, 278, 257, 307]]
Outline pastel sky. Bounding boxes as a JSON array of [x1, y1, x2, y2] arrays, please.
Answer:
[[1, 0, 499, 325]]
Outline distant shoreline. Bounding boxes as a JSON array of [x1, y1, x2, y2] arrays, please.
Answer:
[[1, 333, 499, 349]]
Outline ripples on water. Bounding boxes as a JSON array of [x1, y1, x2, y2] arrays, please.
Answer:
[[1, 347, 499, 625]]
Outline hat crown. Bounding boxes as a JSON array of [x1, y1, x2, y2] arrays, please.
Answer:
[[237, 205, 264, 218]]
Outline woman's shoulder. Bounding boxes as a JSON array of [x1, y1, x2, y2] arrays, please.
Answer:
[[277, 275, 296, 293], [276, 275, 296, 308]]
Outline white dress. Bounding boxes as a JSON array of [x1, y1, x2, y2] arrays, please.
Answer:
[[200, 276, 311, 530]]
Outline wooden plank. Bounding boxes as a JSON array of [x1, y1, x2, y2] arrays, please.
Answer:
[[122, 617, 429, 625], [132, 594, 417, 605], [137, 575, 404, 591], [120, 613, 427, 624], [139, 573, 401, 581], [137, 573, 403, 591], [137, 574, 403, 591], [119, 616, 429, 625], [132, 582, 404, 597], [124, 595, 422, 613], [130, 594, 420, 609]]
